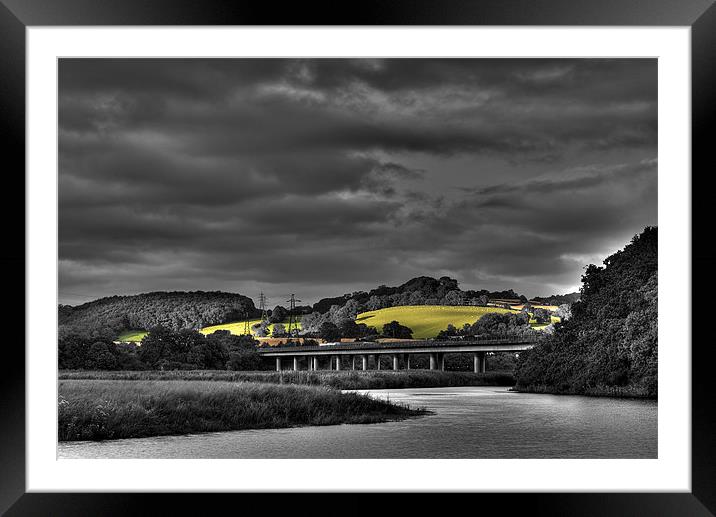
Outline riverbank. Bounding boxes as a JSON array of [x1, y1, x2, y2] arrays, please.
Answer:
[[513, 383, 656, 399], [58, 386, 658, 459], [58, 379, 425, 441], [59, 369, 515, 389]]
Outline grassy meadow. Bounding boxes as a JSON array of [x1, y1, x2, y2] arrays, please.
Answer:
[[58, 379, 424, 441], [116, 329, 149, 342], [356, 305, 518, 339]]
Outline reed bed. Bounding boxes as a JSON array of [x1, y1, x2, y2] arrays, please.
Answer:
[[59, 369, 514, 389], [59, 379, 425, 441]]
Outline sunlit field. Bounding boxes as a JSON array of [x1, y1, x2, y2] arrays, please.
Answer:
[[356, 305, 519, 339], [200, 319, 302, 337]]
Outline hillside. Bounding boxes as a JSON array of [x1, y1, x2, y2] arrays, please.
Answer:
[[60, 291, 259, 338], [116, 304, 558, 343], [515, 227, 658, 397], [356, 305, 519, 339], [312, 276, 527, 314]]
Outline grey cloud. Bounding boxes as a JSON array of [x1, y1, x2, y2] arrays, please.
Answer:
[[59, 58, 657, 305]]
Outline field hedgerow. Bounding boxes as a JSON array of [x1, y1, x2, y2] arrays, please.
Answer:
[[58, 380, 425, 441]]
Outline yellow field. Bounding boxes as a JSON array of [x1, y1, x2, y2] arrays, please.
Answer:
[[356, 305, 519, 339], [116, 330, 149, 343], [201, 319, 302, 337]]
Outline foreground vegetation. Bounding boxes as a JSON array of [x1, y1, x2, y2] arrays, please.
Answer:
[[58, 379, 425, 441], [59, 369, 515, 390], [515, 227, 658, 399]]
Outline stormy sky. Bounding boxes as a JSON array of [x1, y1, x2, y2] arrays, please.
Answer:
[[59, 58, 657, 306]]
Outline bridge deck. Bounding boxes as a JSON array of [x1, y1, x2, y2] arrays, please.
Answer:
[[258, 337, 539, 356]]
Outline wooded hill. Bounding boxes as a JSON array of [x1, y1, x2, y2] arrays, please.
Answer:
[[59, 291, 259, 339], [312, 276, 535, 314], [515, 226, 658, 397]]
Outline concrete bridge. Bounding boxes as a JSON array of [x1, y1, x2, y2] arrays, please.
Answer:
[[259, 336, 538, 374]]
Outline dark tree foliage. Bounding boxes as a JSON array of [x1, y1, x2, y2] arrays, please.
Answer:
[[59, 334, 146, 370], [211, 330, 265, 371], [531, 292, 581, 305], [318, 322, 342, 342], [269, 305, 288, 323], [532, 308, 551, 324], [59, 327, 265, 371], [436, 312, 533, 339], [59, 291, 259, 337], [337, 319, 375, 339], [515, 227, 658, 397], [381, 320, 414, 339], [311, 276, 527, 314]]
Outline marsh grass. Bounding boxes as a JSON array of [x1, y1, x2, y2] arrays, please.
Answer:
[[59, 369, 515, 389], [58, 379, 424, 441]]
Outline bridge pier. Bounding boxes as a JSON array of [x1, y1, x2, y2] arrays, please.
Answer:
[[276, 357, 281, 371], [369, 354, 376, 370], [429, 353, 437, 370], [335, 355, 341, 370], [473, 352, 486, 373], [377, 355, 381, 370], [362, 355, 368, 370], [351, 355, 356, 370], [313, 356, 319, 371], [406, 354, 411, 370], [293, 356, 298, 371], [393, 354, 399, 371], [439, 353, 445, 371]]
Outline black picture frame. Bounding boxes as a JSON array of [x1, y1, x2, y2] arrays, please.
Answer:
[[2, 0, 714, 514]]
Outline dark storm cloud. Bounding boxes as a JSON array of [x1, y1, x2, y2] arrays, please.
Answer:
[[59, 58, 657, 305]]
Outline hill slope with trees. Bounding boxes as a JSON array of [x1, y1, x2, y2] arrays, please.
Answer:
[[515, 227, 658, 398], [312, 276, 528, 314], [59, 291, 259, 339]]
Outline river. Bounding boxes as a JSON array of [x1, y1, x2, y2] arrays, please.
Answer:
[[57, 386, 657, 459]]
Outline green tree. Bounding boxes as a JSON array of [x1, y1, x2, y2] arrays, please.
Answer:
[[382, 321, 413, 339], [318, 322, 342, 341]]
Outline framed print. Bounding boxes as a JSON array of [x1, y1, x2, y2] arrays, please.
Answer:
[[2, 0, 715, 514]]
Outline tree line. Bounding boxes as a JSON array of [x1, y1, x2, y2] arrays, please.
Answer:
[[310, 276, 530, 314], [59, 328, 268, 371]]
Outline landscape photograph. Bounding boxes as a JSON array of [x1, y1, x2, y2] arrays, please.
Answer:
[[57, 58, 658, 459]]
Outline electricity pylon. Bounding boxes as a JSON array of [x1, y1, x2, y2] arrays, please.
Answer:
[[242, 311, 250, 335], [259, 292, 269, 324], [286, 294, 301, 339]]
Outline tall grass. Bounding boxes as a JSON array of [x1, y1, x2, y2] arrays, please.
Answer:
[[58, 380, 424, 441], [59, 369, 515, 389]]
